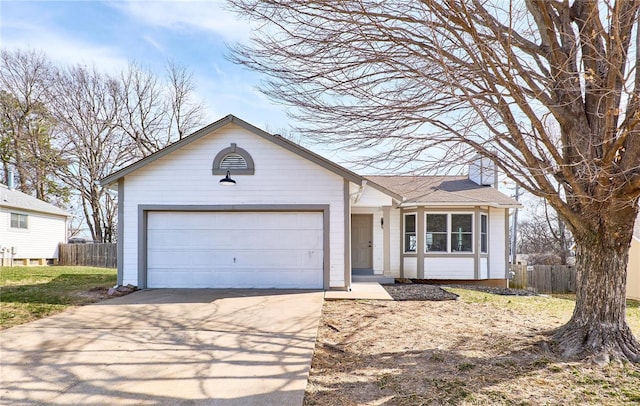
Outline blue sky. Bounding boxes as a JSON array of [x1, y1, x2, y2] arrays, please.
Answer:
[[0, 0, 293, 133]]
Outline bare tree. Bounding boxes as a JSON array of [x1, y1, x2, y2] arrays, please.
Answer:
[[165, 60, 203, 140], [0, 49, 66, 201], [519, 200, 574, 265], [228, 0, 640, 362], [118, 62, 168, 156], [117, 61, 203, 156], [48, 65, 134, 243]]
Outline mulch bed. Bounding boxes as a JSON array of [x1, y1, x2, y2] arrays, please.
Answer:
[[383, 284, 459, 301], [383, 282, 537, 301]]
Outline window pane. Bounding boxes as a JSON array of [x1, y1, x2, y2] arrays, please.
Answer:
[[10, 213, 27, 229], [451, 214, 472, 232], [426, 232, 447, 251], [451, 232, 472, 252], [426, 214, 447, 232], [481, 215, 488, 253], [405, 234, 416, 252], [404, 214, 416, 252], [405, 214, 416, 233]]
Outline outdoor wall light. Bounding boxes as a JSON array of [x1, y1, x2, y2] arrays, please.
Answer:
[[219, 170, 236, 186]]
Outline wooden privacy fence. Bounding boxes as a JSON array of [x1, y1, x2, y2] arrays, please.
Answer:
[[509, 264, 576, 294], [58, 243, 117, 269]]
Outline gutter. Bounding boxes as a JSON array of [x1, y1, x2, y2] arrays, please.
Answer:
[[398, 201, 523, 209]]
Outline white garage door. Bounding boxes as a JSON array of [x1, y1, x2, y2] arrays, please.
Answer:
[[146, 211, 324, 288]]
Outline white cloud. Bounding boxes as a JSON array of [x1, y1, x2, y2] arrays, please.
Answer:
[[108, 0, 254, 43], [2, 21, 129, 74], [142, 34, 165, 53]]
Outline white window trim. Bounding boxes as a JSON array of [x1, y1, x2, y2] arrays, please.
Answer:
[[424, 212, 475, 254], [403, 212, 417, 253]]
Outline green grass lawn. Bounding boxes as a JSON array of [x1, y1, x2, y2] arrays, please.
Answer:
[[446, 288, 640, 335], [0, 266, 117, 329]]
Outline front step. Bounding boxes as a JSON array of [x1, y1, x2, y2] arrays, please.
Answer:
[[352, 274, 395, 284]]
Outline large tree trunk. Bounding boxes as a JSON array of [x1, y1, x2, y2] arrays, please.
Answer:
[[554, 211, 640, 363]]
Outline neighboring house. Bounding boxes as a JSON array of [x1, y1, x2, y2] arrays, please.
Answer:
[[0, 182, 70, 266], [628, 214, 640, 300], [100, 115, 520, 290]]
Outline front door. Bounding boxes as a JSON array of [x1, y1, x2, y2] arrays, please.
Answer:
[[351, 214, 373, 269]]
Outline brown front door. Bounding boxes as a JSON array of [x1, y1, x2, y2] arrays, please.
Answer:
[[351, 214, 373, 269]]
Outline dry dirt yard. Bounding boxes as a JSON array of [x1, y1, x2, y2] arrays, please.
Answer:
[[304, 286, 640, 405]]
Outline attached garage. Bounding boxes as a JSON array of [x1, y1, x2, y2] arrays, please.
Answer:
[[144, 210, 326, 289]]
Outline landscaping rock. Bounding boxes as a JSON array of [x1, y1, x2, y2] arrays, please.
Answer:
[[108, 284, 138, 297]]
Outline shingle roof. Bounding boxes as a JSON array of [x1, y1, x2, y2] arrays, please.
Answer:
[[0, 184, 70, 217], [365, 176, 520, 208]]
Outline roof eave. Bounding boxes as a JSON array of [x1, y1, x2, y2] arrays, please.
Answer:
[[0, 204, 71, 217], [399, 201, 522, 209]]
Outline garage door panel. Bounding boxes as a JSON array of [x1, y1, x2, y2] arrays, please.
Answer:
[[146, 211, 324, 289], [147, 269, 322, 289], [147, 249, 215, 267]]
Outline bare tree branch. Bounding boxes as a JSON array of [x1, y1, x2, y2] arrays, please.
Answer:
[[228, 0, 640, 362]]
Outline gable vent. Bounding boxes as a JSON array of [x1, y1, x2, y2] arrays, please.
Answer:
[[220, 153, 248, 170], [212, 143, 255, 175]]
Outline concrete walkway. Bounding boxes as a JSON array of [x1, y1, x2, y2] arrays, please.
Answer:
[[0, 289, 324, 405], [324, 282, 393, 300]]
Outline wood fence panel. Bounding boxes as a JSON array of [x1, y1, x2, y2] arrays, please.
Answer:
[[509, 264, 575, 294], [509, 264, 528, 290], [58, 243, 117, 269]]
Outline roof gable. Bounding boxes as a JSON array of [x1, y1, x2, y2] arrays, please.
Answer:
[[0, 185, 70, 217], [101, 114, 366, 187]]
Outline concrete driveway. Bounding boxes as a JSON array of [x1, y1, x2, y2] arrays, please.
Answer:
[[0, 289, 324, 405]]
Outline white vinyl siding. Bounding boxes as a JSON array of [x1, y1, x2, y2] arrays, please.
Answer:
[[480, 257, 488, 279], [1, 208, 66, 259], [121, 123, 346, 288], [489, 207, 507, 278], [403, 257, 418, 278], [425, 257, 475, 279]]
